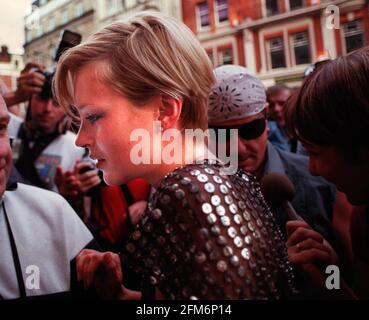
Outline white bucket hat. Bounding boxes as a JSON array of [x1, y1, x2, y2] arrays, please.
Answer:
[[208, 65, 266, 123]]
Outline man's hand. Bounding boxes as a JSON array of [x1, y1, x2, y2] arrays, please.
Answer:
[[4, 62, 46, 107], [127, 200, 147, 226], [55, 166, 80, 197], [76, 249, 124, 299], [54, 161, 101, 197], [286, 220, 338, 288]]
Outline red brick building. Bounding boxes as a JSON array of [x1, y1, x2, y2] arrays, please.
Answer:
[[0, 45, 24, 93], [0, 46, 15, 91], [181, 0, 369, 86]]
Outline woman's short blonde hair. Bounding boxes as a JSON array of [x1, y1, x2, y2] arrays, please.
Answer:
[[53, 11, 214, 130]]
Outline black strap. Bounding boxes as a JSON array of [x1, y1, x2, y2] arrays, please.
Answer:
[[2, 201, 27, 298], [121, 184, 136, 231], [121, 184, 134, 205]]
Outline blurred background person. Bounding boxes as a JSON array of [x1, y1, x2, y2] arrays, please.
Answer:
[[5, 67, 102, 224], [8, 70, 86, 192], [266, 84, 298, 153]]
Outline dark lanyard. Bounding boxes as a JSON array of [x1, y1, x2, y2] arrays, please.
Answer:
[[2, 201, 26, 298], [121, 184, 135, 231], [120, 184, 134, 205]]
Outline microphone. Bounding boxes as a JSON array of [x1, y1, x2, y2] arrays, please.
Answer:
[[260, 172, 304, 221]]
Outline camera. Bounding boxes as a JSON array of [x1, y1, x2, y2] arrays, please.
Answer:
[[79, 165, 95, 175], [35, 30, 82, 99], [54, 30, 82, 62], [79, 151, 96, 175], [39, 70, 54, 99]]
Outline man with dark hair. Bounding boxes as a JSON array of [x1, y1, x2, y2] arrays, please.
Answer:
[[7, 68, 101, 222], [8, 70, 86, 192], [284, 48, 369, 206], [284, 46, 369, 298]]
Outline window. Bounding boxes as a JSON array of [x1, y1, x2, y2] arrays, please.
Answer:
[[61, 10, 68, 25], [218, 47, 233, 65], [289, 0, 304, 10], [266, 0, 279, 17], [268, 37, 286, 69], [76, 1, 84, 17], [197, 2, 210, 29], [344, 20, 365, 53], [216, 0, 228, 23], [292, 31, 310, 65]]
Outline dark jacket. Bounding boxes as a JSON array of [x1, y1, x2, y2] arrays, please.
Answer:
[[264, 142, 336, 243]]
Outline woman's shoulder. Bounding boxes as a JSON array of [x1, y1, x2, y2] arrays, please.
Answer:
[[156, 160, 258, 196], [150, 160, 273, 231]]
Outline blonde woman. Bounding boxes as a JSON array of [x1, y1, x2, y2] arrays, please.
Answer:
[[54, 11, 294, 299]]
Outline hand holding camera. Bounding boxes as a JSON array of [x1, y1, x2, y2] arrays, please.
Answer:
[[55, 166, 80, 197], [17, 62, 46, 98], [3, 62, 46, 107], [74, 160, 101, 194], [31, 30, 82, 101], [55, 160, 101, 197]]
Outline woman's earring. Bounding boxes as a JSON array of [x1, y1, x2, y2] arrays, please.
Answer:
[[160, 126, 164, 132]]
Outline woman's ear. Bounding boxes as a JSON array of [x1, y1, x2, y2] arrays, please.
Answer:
[[157, 94, 182, 130]]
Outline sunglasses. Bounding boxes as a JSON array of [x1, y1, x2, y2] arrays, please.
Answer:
[[210, 118, 266, 142]]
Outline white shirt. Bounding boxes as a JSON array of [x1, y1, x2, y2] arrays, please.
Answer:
[[34, 131, 85, 191], [0, 183, 93, 299], [8, 113, 23, 138]]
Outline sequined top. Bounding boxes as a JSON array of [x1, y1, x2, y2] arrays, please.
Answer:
[[122, 160, 296, 299]]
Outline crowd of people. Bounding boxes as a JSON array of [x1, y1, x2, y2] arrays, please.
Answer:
[[0, 10, 368, 300]]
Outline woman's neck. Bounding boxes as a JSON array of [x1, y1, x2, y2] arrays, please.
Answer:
[[147, 132, 217, 187]]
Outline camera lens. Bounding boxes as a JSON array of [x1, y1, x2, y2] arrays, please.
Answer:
[[40, 71, 53, 99], [79, 166, 94, 174]]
